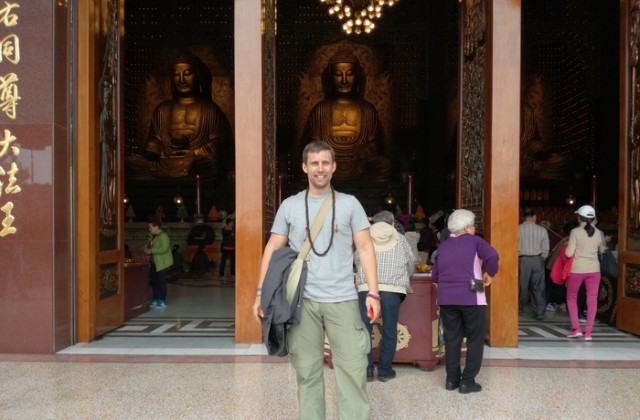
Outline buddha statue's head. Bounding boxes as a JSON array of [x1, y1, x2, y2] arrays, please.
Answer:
[[168, 50, 206, 98], [322, 49, 366, 98]]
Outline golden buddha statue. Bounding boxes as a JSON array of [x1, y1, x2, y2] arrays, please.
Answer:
[[127, 50, 233, 180], [301, 49, 391, 181]]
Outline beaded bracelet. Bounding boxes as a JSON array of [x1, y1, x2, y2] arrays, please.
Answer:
[[367, 291, 381, 300]]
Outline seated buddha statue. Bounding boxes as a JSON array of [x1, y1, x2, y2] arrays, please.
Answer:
[[301, 49, 391, 181], [127, 50, 233, 180]]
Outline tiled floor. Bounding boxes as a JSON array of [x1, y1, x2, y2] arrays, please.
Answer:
[[2, 274, 640, 419], [57, 277, 640, 362]]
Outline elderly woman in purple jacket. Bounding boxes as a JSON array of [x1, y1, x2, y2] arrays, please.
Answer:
[[431, 209, 499, 394]]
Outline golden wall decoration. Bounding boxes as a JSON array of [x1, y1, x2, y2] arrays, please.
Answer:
[[99, 263, 119, 299]]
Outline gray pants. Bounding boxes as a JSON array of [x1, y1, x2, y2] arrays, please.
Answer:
[[518, 255, 546, 317]]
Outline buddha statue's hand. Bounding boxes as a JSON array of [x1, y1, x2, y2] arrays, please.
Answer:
[[172, 135, 191, 150], [168, 149, 192, 157], [144, 146, 160, 172], [146, 159, 159, 173]]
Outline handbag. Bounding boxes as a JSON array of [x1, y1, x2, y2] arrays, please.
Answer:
[[598, 231, 618, 279], [599, 249, 618, 278], [470, 278, 485, 292]]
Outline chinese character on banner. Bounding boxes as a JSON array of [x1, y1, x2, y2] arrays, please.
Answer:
[[0, 34, 20, 64], [0, 201, 16, 237], [0, 161, 21, 196], [0, 3, 19, 28], [0, 72, 19, 119], [0, 128, 18, 157]]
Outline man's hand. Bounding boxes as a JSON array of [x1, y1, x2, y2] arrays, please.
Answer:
[[252, 295, 264, 323], [365, 296, 381, 323]]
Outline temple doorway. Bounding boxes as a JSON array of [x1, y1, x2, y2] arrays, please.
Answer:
[[515, 0, 621, 338]]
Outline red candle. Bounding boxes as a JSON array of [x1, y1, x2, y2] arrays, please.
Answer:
[[277, 174, 284, 206], [196, 175, 201, 215], [591, 175, 597, 208], [407, 174, 413, 215]]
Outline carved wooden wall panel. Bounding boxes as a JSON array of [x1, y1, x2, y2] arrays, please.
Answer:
[[263, 0, 277, 226], [98, 0, 120, 251], [459, 0, 486, 218], [629, 0, 640, 244], [617, 0, 640, 335]]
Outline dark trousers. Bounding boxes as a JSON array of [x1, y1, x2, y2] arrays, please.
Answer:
[[518, 255, 546, 316], [357, 291, 405, 375], [545, 268, 566, 305], [218, 249, 235, 276], [440, 305, 486, 386], [149, 265, 168, 301]]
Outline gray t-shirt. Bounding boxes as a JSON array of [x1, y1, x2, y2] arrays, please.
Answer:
[[271, 189, 370, 302]]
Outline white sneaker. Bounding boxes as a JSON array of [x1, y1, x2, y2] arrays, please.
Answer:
[[545, 303, 556, 312]]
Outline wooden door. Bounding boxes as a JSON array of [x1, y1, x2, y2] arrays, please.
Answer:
[[617, 1, 640, 335], [76, 0, 126, 341]]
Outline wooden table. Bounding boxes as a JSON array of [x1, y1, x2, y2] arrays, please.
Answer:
[[124, 262, 151, 320], [324, 273, 443, 371]]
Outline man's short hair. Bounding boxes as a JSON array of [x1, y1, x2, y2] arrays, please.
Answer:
[[373, 210, 395, 225], [522, 207, 536, 217], [302, 141, 335, 164]]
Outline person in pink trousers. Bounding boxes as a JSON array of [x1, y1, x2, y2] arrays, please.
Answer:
[[564, 205, 607, 340]]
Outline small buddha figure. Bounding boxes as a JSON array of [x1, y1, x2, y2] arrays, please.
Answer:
[[302, 49, 391, 181], [129, 50, 233, 180]]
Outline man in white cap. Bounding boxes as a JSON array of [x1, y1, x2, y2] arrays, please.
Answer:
[[518, 207, 550, 320], [355, 210, 415, 382]]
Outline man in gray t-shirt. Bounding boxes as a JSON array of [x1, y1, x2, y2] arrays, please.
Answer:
[[253, 141, 380, 419]]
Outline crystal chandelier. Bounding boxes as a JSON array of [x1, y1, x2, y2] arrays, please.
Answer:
[[319, 0, 399, 35]]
